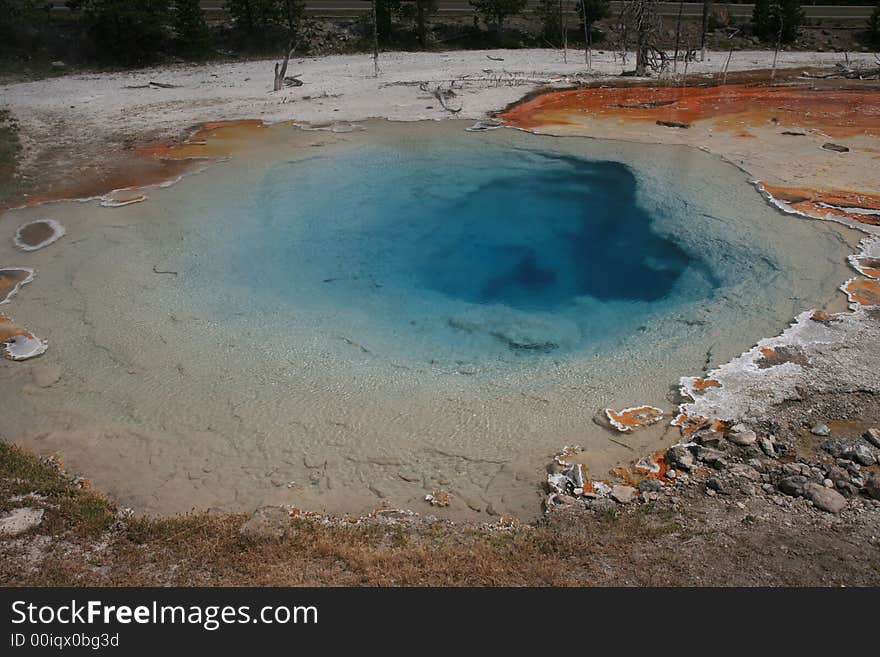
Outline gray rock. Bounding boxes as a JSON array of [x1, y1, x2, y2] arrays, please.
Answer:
[[820, 438, 844, 457], [782, 462, 810, 477], [810, 423, 831, 437], [778, 475, 808, 497], [727, 430, 757, 446], [843, 443, 876, 466], [587, 498, 618, 514], [610, 485, 637, 504], [821, 142, 849, 153], [707, 477, 729, 494], [839, 459, 861, 475], [758, 436, 776, 458], [804, 482, 846, 513], [638, 478, 664, 493], [665, 445, 695, 472], [728, 464, 762, 481], [864, 473, 880, 501], [695, 446, 728, 469], [0, 507, 45, 537], [694, 429, 724, 448], [239, 506, 291, 541], [864, 428, 880, 449]]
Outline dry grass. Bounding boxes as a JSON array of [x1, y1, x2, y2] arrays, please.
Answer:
[[3, 441, 879, 586]]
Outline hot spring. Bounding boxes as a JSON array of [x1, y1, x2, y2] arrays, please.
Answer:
[[0, 120, 858, 518]]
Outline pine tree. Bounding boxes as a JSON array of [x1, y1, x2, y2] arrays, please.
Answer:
[[752, 0, 772, 41], [867, 2, 880, 46], [771, 0, 804, 44], [470, 0, 528, 42], [173, 0, 210, 55]]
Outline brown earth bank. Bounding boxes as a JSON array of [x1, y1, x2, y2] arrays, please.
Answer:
[[1, 440, 879, 586]]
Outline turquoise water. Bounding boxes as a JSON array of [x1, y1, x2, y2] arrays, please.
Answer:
[[204, 133, 729, 360], [1, 121, 858, 518]]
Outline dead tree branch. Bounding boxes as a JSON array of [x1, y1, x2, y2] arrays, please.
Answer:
[[273, 40, 299, 92], [419, 82, 462, 113]]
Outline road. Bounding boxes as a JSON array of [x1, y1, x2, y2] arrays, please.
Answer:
[[49, 2, 874, 20]]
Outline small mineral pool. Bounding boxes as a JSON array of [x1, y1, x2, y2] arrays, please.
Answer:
[[0, 120, 859, 518]]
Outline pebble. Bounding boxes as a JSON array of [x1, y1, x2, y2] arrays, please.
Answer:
[[864, 473, 880, 501], [695, 446, 728, 470], [864, 428, 880, 449], [778, 475, 808, 497], [727, 430, 757, 446], [638, 478, 664, 493], [707, 477, 728, 494], [665, 445, 695, 472], [843, 444, 876, 466], [804, 482, 846, 514], [758, 436, 776, 457], [610, 485, 637, 504], [810, 423, 831, 437]]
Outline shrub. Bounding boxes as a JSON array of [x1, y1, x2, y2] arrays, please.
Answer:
[[68, 0, 172, 66], [470, 0, 528, 40], [172, 0, 211, 55], [868, 3, 880, 47]]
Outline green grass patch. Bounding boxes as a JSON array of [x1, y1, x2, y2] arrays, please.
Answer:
[[0, 442, 116, 538], [0, 109, 20, 203]]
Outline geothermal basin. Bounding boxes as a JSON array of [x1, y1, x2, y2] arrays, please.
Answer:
[[0, 119, 859, 519]]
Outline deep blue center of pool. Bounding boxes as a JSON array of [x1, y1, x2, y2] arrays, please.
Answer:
[[411, 154, 690, 309]]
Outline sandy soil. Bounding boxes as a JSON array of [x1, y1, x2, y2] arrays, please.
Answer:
[[0, 49, 870, 194]]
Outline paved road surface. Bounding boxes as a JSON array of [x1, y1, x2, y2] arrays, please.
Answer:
[[49, 2, 874, 20]]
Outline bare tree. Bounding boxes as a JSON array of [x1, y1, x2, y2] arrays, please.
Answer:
[[371, 0, 379, 77], [619, 0, 661, 76], [560, 0, 568, 63], [580, 0, 609, 70], [672, 0, 683, 74], [700, 0, 713, 62], [273, 40, 297, 91]]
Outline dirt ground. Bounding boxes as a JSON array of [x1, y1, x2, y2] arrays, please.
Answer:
[[1, 437, 879, 586]]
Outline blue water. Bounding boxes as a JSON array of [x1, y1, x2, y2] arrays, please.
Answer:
[[190, 131, 733, 361], [412, 152, 695, 309]]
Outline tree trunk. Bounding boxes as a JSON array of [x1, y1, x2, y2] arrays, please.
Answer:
[[635, 13, 647, 76], [416, 0, 427, 47], [371, 0, 379, 77], [673, 1, 683, 73], [560, 0, 568, 63], [700, 0, 713, 61]]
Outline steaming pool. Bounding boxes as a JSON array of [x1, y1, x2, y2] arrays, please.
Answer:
[[0, 120, 858, 519]]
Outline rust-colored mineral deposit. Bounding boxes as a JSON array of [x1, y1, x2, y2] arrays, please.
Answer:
[[842, 277, 880, 307], [499, 84, 880, 138], [0, 268, 34, 304], [605, 405, 664, 432]]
